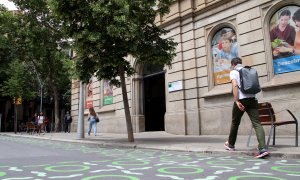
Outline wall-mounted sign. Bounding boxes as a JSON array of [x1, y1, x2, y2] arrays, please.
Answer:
[[15, 97, 22, 105], [13, 97, 22, 105], [211, 27, 238, 85], [85, 100, 93, 109], [103, 80, 113, 105], [85, 78, 93, 109], [168, 81, 183, 92], [270, 6, 300, 74]]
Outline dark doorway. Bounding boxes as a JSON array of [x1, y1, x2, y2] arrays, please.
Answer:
[[143, 64, 166, 131], [0, 100, 5, 132]]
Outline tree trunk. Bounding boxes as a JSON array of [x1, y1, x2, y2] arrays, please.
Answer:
[[48, 71, 60, 132], [48, 61, 61, 132], [119, 66, 134, 142], [51, 83, 61, 132], [53, 90, 60, 132]]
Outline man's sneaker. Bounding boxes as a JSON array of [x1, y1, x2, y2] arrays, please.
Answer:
[[255, 149, 270, 158], [224, 141, 235, 151]]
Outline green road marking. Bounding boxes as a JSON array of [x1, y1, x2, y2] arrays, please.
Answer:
[[112, 161, 150, 166], [158, 166, 204, 175], [228, 175, 286, 180], [82, 175, 139, 180], [207, 160, 244, 166], [58, 161, 80, 164], [91, 160, 110, 163], [23, 164, 50, 167], [0, 172, 6, 177], [44, 165, 90, 172], [271, 165, 300, 174], [160, 156, 192, 161]]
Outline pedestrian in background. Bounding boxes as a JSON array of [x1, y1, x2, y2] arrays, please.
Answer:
[[31, 112, 38, 125], [87, 107, 99, 136], [37, 112, 45, 134], [224, 57, 269, 158], [44, 116, 50, 133], [64, 111, 72, 133]]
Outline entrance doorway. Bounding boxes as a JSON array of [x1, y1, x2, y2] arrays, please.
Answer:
[[143, 64, 166, 131]]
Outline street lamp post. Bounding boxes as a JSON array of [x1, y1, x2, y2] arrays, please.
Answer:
[[39, 83, 43, 113], [77, 81, 85, 139], [14, 102, 17, 134], [31, 64, 44, 113], [13, 97, 22, 134]]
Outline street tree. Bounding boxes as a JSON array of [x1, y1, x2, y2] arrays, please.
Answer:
[[0, 60, 37, 101], [0, 6, 37, 103], [0, 5, 17, 86], [0, 59, 38, 133], [51, 0, 177, 142], [11, 0, 73, 131]]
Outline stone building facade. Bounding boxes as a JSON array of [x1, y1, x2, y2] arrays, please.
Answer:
[[71, 0, 300, 136]]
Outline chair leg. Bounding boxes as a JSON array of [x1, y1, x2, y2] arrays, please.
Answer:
[[273, 126, 276, 146], [296, 123, 298, 147], [247, 128, 253, 147], [266, 125, 274, 149]]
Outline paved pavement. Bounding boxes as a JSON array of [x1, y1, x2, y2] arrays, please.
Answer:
[[1, 131, 299, 159]]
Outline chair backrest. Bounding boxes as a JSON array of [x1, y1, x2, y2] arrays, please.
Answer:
[[258, 102, 276, 123], [27, 122, 36, 128]]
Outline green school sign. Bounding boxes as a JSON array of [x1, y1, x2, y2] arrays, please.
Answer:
[[103, 96, 113, 105]]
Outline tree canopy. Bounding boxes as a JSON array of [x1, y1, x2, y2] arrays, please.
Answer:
[[51, 0, 177, 141], [0, 5, 37, 100], [0, 1, 73, 131], [0, 5, 17, 84], [0, 60, 37, 100], [50, 0, 177, 84]]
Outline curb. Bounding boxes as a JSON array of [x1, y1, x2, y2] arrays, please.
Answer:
[[1, 133, 299, 159]]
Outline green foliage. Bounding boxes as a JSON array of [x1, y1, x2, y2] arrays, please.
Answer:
[[9, 0, 73, 110], [0, 60, 36, 100], [0, 5, 38, 101], [50, 0, 177, 84], [0, 6, 19, 83]]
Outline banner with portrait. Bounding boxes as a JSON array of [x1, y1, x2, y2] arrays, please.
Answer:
[[270, 6, 300, 74], [85, 78, 93, 108], [211, 28, 238, 85], [103, 80, 113, 105]]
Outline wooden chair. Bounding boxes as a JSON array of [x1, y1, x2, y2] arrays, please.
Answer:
[[26, 122, 38, 134], [18, 122, 27, 133], [247, 102, 298, 148]]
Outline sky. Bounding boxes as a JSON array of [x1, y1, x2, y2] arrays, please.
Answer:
[[0, 0, 17, 10]]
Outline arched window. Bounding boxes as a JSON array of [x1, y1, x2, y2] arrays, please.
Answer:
[[269, 6, 300, 74], [211, 27, 238, 85]]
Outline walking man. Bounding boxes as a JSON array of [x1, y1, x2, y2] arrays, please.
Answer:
[[224, 57, 269, 158], [64, 111, 72, 133]]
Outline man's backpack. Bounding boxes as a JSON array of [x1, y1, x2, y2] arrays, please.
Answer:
[[236, 66, 261, 94], [66, 115, 72, 123]]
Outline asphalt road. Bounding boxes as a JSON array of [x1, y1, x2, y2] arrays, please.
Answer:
[[0, 135, 300, 180]]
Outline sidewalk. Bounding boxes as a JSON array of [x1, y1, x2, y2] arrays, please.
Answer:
[[1, 131, 299, 159]]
